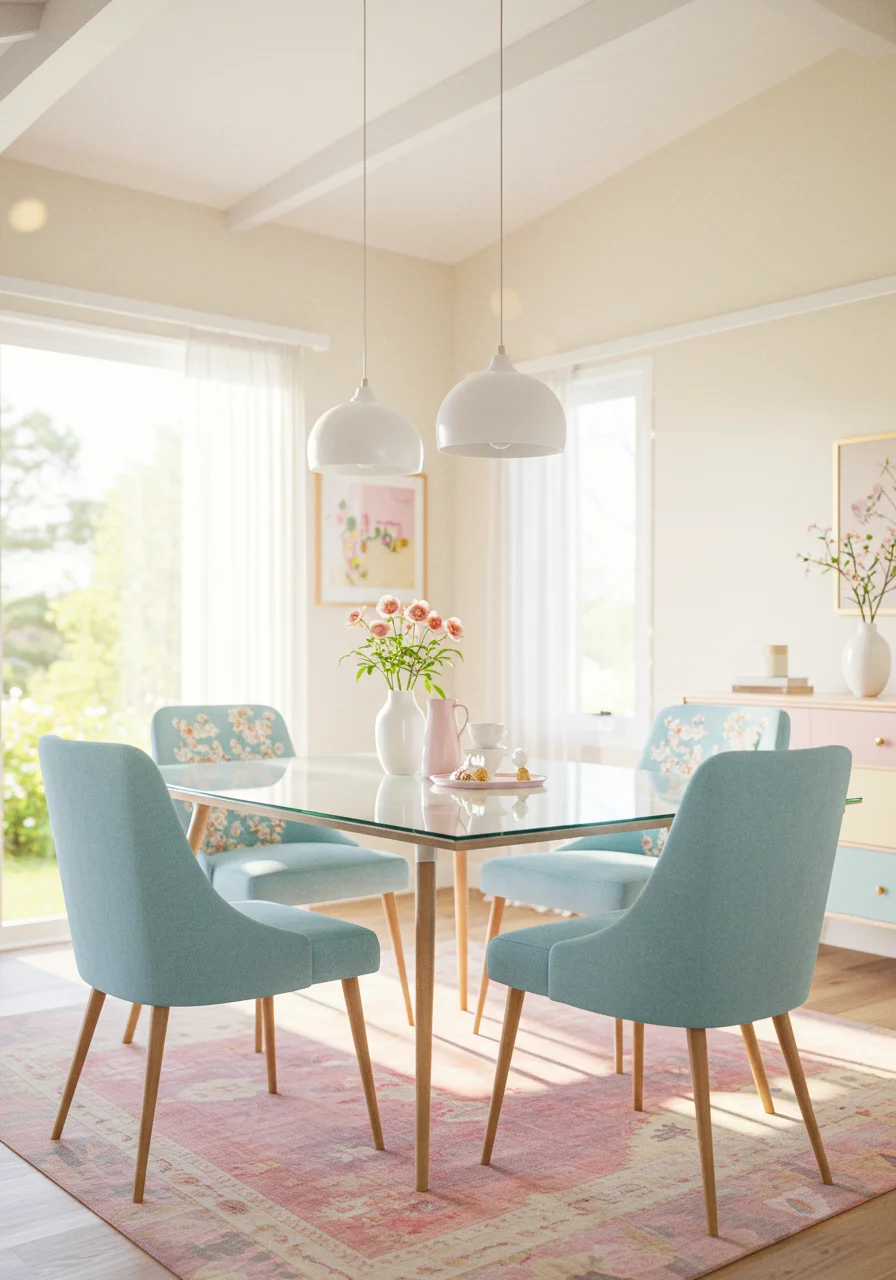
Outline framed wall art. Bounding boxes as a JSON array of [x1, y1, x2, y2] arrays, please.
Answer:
[[315, 473, 427, 605], [834, 431, 896, 614]]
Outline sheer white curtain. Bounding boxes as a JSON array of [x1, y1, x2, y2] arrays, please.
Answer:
[[485, 369, 577, 758], [181, 333, 307, 752]]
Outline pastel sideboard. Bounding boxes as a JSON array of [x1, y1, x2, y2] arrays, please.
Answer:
[[684, 692, 896, 958]]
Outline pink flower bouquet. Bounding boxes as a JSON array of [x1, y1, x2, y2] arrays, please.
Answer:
[[342, 596, 464, 696]]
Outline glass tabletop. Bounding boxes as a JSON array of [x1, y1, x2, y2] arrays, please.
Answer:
[[159, 755, 861, 848], [158, 755, 691, 847]]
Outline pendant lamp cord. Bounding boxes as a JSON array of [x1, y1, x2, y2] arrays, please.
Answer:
[[498, 0, 504, 354], [362, 0, 368, 384]]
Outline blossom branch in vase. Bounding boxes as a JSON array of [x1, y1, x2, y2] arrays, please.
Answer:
[[798, 524, 896, 622], [799, 455, 896, 697]]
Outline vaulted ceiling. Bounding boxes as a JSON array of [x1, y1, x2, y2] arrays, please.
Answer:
[[1, 0, 894, 263]]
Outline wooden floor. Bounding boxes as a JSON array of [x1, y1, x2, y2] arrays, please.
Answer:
[[1, 890, 895, 1280]]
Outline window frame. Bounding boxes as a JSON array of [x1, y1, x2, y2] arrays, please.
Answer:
[[566, 356, 653, 753], [0, 316, 184, 950]]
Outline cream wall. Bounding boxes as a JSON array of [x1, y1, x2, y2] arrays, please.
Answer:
[[451, 51, 896, 722], [0, 156, 456, 757], [5, 45, 896, 813]]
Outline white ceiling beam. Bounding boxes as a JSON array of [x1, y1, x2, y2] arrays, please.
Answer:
[[227, 0, 700, 232], [0, 5, 43, 46], [0, 0, 173, 152], [780, 0, 896, 59]]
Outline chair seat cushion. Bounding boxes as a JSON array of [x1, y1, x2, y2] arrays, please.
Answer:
[[479, 851, 654, 915], [232, 901, 380, 984], [487, 912, 625, 996], [208, 843, 409, 905]]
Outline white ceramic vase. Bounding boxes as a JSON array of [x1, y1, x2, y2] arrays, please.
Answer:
[[374, 773, 425, 826], [375, 690, 425, 775], [843, 621, 891, 698]]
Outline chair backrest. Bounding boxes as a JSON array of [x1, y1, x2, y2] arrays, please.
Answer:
[[629, 702, 790, 856], [38, 736, 311, 1006], [638, 703, 790, 773], [151, 704, 353, 857], [548, 746, 851, 1028]]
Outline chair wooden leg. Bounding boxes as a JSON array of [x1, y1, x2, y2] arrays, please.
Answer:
[[133, 1006, 169, 1203], [122, 1003, 142, 1046], [453, 850, 469, 1011], [481, 987, 525, 1165], [51, 989, 106, 1141], [342, 977, 385, 1150], [255, 998, 264, 1053], [773, 1011, 833, 1185], [687, 1027, 719, 1237], [473, 895, 505, 1035], [740, 1022, 775, 1115], [381, 892, 414, 1027], [261, 997, 277, 1094], [632, 1021, 645, 1110], [614, 1018, 624, 1074]]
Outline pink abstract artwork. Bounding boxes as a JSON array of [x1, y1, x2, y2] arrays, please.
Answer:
[[318, 474, 425, 604]]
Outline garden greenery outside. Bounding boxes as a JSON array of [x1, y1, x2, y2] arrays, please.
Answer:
[[2, 386, 181, 921]]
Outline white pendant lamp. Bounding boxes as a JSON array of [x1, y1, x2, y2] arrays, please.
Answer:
[[308, 1, 423, 476], [436, 0, 565, 459]]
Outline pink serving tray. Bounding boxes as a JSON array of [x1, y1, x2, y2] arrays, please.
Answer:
[[430, 770, 546, 791]]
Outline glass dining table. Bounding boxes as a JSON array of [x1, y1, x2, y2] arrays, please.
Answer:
[[158, 754, 855, 1192]]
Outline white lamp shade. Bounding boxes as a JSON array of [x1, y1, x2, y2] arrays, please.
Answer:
[[436, 350, 566, 458], [308, 382, 423, 475]]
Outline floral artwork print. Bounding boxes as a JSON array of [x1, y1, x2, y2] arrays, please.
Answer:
[[173, 708, 287, 854], [803, 442, 896, 615]]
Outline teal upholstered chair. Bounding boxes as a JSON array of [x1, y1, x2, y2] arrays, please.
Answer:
[[122, 705, 413, 1049], [473, 703, 791, 1050], [39, 735, 385, 1203], [481, 746, 851, 1237]]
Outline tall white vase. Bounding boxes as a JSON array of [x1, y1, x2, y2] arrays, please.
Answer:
[[843, 621, 891, 698], [375, 690, 425, 775]]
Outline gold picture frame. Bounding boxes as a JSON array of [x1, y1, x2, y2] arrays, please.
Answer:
[[833, 431, 896, 615], [315, 472, 428, 606]]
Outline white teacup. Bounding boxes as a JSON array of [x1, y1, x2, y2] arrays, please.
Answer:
[[465, 746, 507, 776], [468, 721, 507, 749]]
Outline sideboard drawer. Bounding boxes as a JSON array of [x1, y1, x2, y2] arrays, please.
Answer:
[[828, 844, 896, 925], [839, 767, 896, 848], [785, 707, 811, 749], [810, 709, 896, 768]]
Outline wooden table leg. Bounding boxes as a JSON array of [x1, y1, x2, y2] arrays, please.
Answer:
[[453, 850, 468, 1012], [187, 802, 211, 853], [415, 845, 437, 1192]]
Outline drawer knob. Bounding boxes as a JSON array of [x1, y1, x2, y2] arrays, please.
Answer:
[[876, 885, 887, 896], [875, 736, 886, 746]]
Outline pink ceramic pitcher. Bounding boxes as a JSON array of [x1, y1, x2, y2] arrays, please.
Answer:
[[421, 697, 469, 777]]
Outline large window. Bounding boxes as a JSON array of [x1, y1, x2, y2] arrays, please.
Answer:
[[568, 360, 652, 749], [1, 336, 183, 932]]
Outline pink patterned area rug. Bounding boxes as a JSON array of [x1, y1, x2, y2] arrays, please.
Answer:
[[2, 944, 896, 1280]]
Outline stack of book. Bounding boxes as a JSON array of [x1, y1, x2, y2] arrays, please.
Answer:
[[731, 676, 814, 696]]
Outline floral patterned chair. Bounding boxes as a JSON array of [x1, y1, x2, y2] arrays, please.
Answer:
[[122, 705, 413, 1048], [472, 703, 791, 1065]]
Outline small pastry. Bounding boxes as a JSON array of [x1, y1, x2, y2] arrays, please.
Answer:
[[512, 748, 528, 768], [516, 765, 531, 782], [453, 767, 475, 781], [472, 766, 489, 782]]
